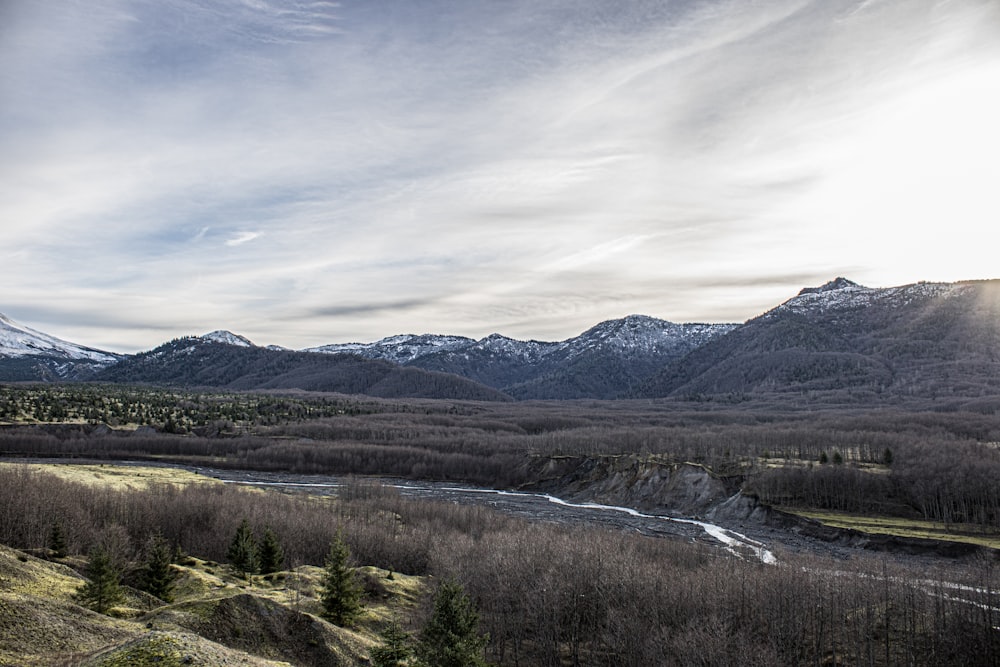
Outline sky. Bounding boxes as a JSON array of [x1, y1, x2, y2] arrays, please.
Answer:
[[2, 0, 999, 353]]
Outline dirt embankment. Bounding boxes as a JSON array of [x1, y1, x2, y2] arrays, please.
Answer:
[[523, 455, 741, 516], [523, 455, 990, 560]]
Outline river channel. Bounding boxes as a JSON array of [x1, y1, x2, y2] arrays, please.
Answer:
[[200, 466, 777, 564]]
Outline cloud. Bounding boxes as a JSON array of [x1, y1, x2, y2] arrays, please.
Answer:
[[2, 0, 999, 350], [306, 299, 439, 320], [225, 232, 262, 247]]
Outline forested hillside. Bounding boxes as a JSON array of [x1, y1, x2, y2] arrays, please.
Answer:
[[93, 338, 511, 401], [638, 279, 1000, 400]]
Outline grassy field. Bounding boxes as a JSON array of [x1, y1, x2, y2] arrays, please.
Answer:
[[784, 507, 1000, 549], [0, 462, 222, 492]]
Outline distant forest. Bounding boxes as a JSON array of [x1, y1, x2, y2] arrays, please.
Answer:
[[4, 384, 1000, 531]]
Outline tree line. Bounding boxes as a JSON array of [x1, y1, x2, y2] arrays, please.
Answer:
[[4, 385, 1000, 528]]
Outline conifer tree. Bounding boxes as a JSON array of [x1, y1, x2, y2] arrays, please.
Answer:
[[48, 520, 68, 558], [76, 545, 124, 614], [258, 526, 284, 575], [371, 621, 412, 667], [141, 533, 177, 602], [227, 518, 259, 578], [319, 532, 362, 626], [415, 579, 489, 667]]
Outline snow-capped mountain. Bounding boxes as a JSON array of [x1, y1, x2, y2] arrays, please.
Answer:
[[495, 317, 738, 399], [564, 315, 737, 358], [94, 335, 510, 401], [305, 334, 475, 364], [637, 278, 1000, 400], [7, 276, 998, 401], [306, 316, 738, 399], [0, 313, 118, 363], [200, 330, 255, 347], [770, 277, 964, 318], [0, 313, 120, 381]]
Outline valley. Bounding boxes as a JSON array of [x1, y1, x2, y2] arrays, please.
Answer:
[[3, 278, 1000, 664], [1, 453, 997, 666]]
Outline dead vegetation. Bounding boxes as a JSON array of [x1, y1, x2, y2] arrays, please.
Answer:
[[2, 463, 999, 666]]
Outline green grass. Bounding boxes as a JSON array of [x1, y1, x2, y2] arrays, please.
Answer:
[[784, 507, 1000, 549]]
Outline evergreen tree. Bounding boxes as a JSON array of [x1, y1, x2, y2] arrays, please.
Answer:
[[48, 520, 68, 558], [415, 580, 489, 667], [226, 518, 259, 578], [319, 532, 362, 626], [76, 545, 124, 614], [258, 526, 284, 575], [370, 621, 412, 667], [141, 533, 177, 602]]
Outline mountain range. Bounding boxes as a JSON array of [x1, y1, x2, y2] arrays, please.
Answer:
[[3, 277, 1000, 401]]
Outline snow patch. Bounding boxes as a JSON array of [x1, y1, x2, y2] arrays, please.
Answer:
[[200, 330, 255, 347], [0, 313, 119, 363]]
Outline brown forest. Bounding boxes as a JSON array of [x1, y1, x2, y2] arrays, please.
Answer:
[[2, 384, 1000, 664], [1, 466, 999, 666]]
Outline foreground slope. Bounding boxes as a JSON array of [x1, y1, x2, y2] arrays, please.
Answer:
[[0, 540, 424, 666], [638, 278, 1000, 400]]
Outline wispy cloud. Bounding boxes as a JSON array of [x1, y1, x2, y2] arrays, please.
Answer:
[[225, 232, 262, 247], [2, 0, 998, 351]]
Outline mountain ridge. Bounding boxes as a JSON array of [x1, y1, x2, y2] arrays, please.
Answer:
[[635, 278, 1000, 400], [4, 277, 1000, 401]]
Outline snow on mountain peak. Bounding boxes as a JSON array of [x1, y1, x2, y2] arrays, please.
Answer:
[[305, 333, 475, 363], [200, 330, 255, 347], [0, 313, 119, 363], [797, 277, 863, 296], [773, 278, 966, 318]]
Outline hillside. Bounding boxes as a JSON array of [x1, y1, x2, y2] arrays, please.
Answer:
[[93, 336, 511, 401], [0, 540, 423, 666], [637, 278, 1000, 400]]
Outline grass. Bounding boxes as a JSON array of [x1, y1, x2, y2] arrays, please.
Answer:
[[0, 462, 223, 491], [0, 463, 428, 666], [784, 507, 1000, 549], [1, 541, 427, 666]]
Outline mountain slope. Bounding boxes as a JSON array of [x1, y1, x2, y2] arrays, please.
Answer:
[[308, 316, 738, 399], [305, 333, 476, 363], [0, 313, 120, 381], [500, 317, 738, 399], [637, 278, 1000, 400], [93, 336, 511, 401]]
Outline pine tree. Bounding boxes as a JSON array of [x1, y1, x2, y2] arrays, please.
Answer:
[[371, 621, 412, 667], [415, 580, 489, 667], [76, 545, 124, 614], [48, 520, 68, 558], [227, 518, 259, 579], [258, 526, 284, 575], [319, 532, 362, 626], [141, 533, 177, 602]]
